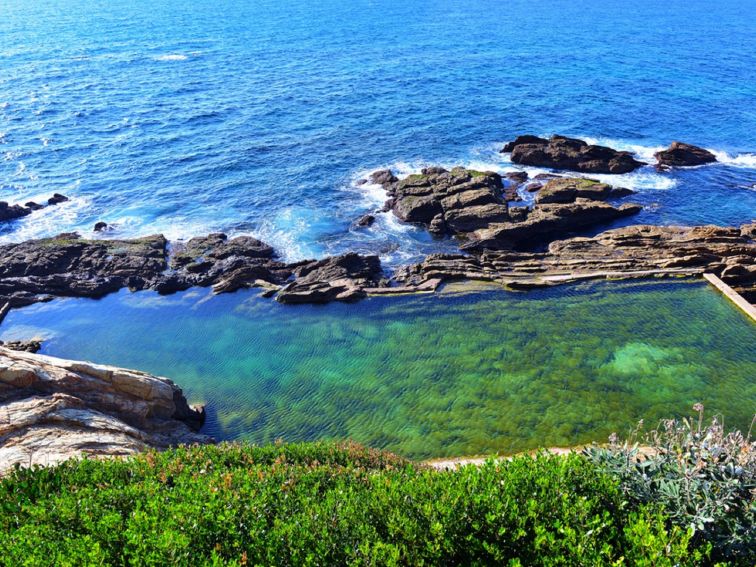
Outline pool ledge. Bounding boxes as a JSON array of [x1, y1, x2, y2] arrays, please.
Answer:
[[704, 273, 756, 322]]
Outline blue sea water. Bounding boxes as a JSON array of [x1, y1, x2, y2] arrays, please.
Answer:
[[1, 0, 756, 265]]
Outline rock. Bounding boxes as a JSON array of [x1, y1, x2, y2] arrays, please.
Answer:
[[393, 223, 756, 303], [369, 169, 398, 186], [654, 142, 717, 167], [505, 171, 529, 184], [0, 339, 42, 353], [25, 201, 44, 211], [0, 201, 31, 223], [94, 221, 109, 232], [428, 214, 447, 237], [501, 135, 548, 153], [355, 179, 367, 186], [502, 135, 646, 174], [0, 347, 212, 473], [47, 193, 69, 205], [464, 201, 642, 251], [534, 178, 634, 204], [277, 253, 384, 304], [353, 214, 376, 228], [386, 166, 508, 236]]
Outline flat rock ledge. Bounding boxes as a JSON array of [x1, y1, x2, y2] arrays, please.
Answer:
[[393, 224, 756, 303], [0, 347, 212, 474]]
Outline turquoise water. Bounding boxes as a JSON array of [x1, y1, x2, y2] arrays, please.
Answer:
[[2, 0, 756, 264], [2, 280, 754, 458]]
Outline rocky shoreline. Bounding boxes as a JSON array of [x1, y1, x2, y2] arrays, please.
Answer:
[[0, 135, 753, 469]]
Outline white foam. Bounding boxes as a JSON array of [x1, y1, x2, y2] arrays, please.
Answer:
[[154, 54, 188, 62], [0, 196, 93, 244], [710, 150, 756, 169], [580, 136, 665, 162]]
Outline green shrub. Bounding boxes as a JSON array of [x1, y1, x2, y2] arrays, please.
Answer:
[[0, 441, 701, 566], [584, 406, 755, 565]]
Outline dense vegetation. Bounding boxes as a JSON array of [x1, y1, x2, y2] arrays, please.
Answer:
[[1, 412, 752, 565]]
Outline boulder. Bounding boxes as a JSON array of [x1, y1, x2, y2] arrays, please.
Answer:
[[47, 193, 69, 205], [0, 347, 212, 473], [369, 169, 398, 185], [654, 142, 717, 167], [502, 135, 646, 174], [94, 221, 109, 232], [353, 214, 376, 228]]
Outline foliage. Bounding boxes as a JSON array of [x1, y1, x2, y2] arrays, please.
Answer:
[[584, 406, 755, 565], [0, 441, 702, 566]]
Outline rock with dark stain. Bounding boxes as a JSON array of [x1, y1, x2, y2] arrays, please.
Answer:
[[654, 142, 717, 167], [502, 135, 646, 174]]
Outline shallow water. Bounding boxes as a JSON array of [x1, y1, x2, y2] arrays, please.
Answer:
[[3, 280, 754, 459], [2, 0, 756, 265]]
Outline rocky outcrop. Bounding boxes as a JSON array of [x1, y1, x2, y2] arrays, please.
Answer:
[[0, 347, 212, 473], [0, 232, 292, 308], [0, 194, 69, 224], [501, 135, 646, 174], [277, 253, 385, 303], [0, 339, 42, 353], [379, 167, 510, 237], [654, 142, 717, 167], [372, 168, 642, 251], [377, 168, 640, 252], [394, 224, 756, 302], [464, 201, 642, 251]]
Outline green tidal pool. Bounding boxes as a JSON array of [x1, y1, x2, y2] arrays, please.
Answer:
[[2, 279, 754, 459]]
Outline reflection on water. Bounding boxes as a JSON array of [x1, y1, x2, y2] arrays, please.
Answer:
[[2, 279, 754, 458]]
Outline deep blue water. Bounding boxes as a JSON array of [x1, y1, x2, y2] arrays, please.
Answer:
[[1, 0, 756, 264]]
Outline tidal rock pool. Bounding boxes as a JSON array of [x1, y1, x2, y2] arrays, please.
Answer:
[[2, 279, 754, 459]]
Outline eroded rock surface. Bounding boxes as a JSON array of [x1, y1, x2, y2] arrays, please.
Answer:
[[277, 253, 384, 303], [501, 135, 646, 174], [0, 347, 212, 473], [373, 168, 642, 250], [655, 142, 717, 167], [394, 224, 756, 302]]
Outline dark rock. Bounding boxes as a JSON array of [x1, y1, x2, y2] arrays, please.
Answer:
[[94, 221, 109, 232], [464, 201, 642, 251], [355, 179, 367, 186], [0, 201, 31, 223], [353, 214, 376, 228], [369, 169, 398, 186], [47, 193, 69, 205], [428, 214, 447, 237], [25, 202, 44, 211], [501, 135, 548, 153], [0, 339, 42, 353], [505, 171, 529, 184], [503, 135, 646, 174], [654, 142, 717, 167]]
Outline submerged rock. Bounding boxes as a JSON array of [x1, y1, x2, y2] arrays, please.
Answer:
[[0, 347, 212, 473], [654, 142, 717, 167], [502, 135, 646, 174]]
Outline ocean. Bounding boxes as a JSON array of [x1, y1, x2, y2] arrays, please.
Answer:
[[2, 0, 755, 265]]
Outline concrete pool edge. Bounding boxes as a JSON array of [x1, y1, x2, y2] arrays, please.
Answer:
[[704, 273, 756, 322]]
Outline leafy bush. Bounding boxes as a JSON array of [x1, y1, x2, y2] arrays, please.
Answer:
[[584, 406, 755, 565], [0, 441, 702, 566]]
